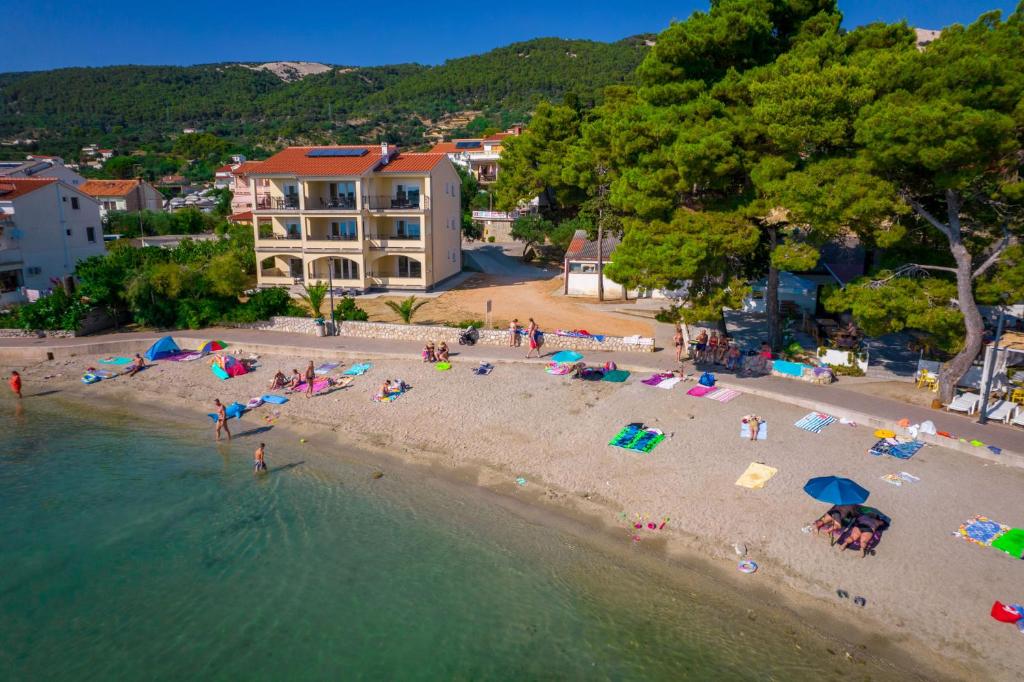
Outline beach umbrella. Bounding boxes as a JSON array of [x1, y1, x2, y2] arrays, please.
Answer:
[[803, 476, 870, 506], [551, 350, 583, 364], [198, 340, 228, 354]]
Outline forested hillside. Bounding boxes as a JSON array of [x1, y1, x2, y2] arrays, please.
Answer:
[[0, 36, 650, 159]]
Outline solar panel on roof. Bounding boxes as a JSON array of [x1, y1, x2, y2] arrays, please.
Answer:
[[306, 148, 369, 158], [455, 141, 482, 149]]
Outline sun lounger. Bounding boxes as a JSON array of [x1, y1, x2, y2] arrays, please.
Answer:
[[945, 392, 981, 414], [982, 399, 1017, 423]]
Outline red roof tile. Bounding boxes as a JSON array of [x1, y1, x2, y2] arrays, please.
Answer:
[[376, 153, 446, 173], [228, 210, 253, 223], [250, 146, 393, 176], [0, 177, 57, 200], [231, 160, 265, 176], [215, 164, 233, 173], [80, 179, 140, 197]]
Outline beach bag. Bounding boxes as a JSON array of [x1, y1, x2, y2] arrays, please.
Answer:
[[991, 601, 1023, 623], [699, 372, 716, 387], [604, 361, 617, 372]]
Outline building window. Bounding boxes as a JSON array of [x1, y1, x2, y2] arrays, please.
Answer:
[[569, 262, 597, 274], [0, 269, 23, 293], [332, 258, 359, 280], [86, 227, 96, 243], [71, 197, 79, 209], [102, 200, 117, 211], [396, 220, 420, 239], [66, 229, 72, 237], [397, 256, 421, 278]]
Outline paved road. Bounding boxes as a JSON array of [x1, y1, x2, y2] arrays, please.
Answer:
[[462, 242, 555, 280]]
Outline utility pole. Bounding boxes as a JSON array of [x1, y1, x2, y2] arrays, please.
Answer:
[[327, 260, 336, 335], [596, 165, 608, 302]]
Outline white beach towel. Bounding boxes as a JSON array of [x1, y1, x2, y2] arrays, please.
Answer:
[[657, 377, 682, 390]]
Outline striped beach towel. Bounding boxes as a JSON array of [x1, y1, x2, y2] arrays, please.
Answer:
[[794, 412, 837, 433], [706, 388, 741, 403]]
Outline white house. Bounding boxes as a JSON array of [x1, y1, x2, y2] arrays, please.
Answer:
[[0, 178, 106, 305], [80, 179, 164, 219]]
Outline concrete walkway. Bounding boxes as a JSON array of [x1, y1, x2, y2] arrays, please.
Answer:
[[3, 326, 1023, 466]]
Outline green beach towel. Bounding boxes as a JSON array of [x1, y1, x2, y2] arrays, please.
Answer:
[[991, 528, 1024, 559], [609, 424, 665, 453], [601, 369, 630, 383], [99, 357, 133, 365]]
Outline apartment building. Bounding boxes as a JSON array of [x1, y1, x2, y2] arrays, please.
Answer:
[[0, 178, 105, 305], [430, 126, 522, 184], [247, 144, 462, 292], [0, 155, 86, 187], [229, 160, 269, 217]]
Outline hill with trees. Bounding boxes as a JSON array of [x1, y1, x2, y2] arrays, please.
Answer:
[[0, 36, 651, 161]]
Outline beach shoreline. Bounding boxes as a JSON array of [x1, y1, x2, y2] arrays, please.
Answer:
[[11, 347, 1023, 680]]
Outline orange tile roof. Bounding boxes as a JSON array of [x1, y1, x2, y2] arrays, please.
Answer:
[[228, 210, 253, 223], [215, 164, 234, 173], [0, 177, 57, 200], [484, 132, 512, 142], [376, 153, 446, 173], [231, 160, 265, 176], [80, 179, 141, 197], [250, 146, 394, 176], [430, 139, 482, 154]]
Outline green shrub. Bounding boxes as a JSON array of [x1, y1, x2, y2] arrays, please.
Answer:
[[228, 287, 298, 323], [487, 236, 496, 243], [445, 319, 483, 328], [334, 296, 369, 321], [16, 289, 91, 331]]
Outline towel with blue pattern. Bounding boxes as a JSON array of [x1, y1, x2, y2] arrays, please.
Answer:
[[794, 412, 836, 433]]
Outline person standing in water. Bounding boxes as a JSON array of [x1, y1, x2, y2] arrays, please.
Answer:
[[9, 370, 22, 399], [214, 398, 231, 441], [304, 360, 316, 398], [254, 443, 268, 473]]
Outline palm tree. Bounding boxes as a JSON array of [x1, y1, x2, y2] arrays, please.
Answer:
[[385, 295, 428, 324], [299, 282, 329, 317]]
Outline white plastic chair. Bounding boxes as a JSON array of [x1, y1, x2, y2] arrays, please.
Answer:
[[945, 393, 981, 415], [983, 400, 1017, 424]]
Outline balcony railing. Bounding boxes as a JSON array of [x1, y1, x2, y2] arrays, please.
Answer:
[[256, 196, 300, 210], [363, 195, 428, 210], [307, 234, 359, 242], [308, 196, 357, 210], [258, 232, 302, 241], [367, 233, 421, 241]]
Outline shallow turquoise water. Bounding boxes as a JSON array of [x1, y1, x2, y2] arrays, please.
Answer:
[[0, 397, 912, 680]]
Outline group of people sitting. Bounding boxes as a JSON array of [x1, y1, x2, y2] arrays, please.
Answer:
[[376, 378, 410, 400], [812, 505, 889, 556], [422, 341, 450, 363], [688, 328, 774, 376]]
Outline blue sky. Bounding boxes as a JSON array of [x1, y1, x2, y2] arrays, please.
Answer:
[[2, 1, 1018, 72]]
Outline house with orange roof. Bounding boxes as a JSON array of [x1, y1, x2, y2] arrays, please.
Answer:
[[0, 178, 105, 305], [80, 179, 164, 218], [246, 142, 461, 293], [0, 155, 86, 188], [229, 160, 269, 215], [429, 125, 522, 185]]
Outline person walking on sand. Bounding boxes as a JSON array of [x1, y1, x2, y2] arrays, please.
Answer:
[[254, 443, 268, 473], [9, 370, 22, 399], [525, 318, 541, 358], [508, 318, 520, 347], [214, 398, 231, 442], [304, 361, 316, 398]]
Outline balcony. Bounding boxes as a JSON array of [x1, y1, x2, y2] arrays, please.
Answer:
[[366, 232, 423, 251], [367, 273, 424, 289], [363, 195, 429, 211], [259, 268, 303, 286], [255, 196, 300, 211], [304, 233, 363, 252], [306, 196, 358, 211]]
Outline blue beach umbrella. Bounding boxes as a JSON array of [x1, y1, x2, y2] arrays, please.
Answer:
[[803, 476, 870, 506]]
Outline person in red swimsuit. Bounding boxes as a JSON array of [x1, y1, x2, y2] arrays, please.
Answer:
[[9, 370, 22, 399]]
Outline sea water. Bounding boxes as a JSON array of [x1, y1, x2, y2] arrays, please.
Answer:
[[0, 397, 918, 681]]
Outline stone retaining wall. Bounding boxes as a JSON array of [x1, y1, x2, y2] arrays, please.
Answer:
[[230, 316, 655, 353], [0, 328, 75, 338]]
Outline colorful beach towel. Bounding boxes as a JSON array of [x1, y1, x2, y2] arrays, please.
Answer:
[[740, 422, 767, 440], [314, 362, 341, 375], [991, 528, 1024, 559], [602, 369, 630, 383], [374, 389, 406, 403], [545, 363, 572, 375], [794, 412, 836, 433], [881, 471, 921, 487], [609, 424, 665, 453], [343, 363, 372, 376], [686, 385, 714, 397], [163, 351, 202, 362], [735, 462, 778, 489], [473, 363, 493, 376], [956, 516, 1010, 548], [706, 388, 741, 403], [292, 378, 331, 395], [642, 373, 674, 386], [869, 438, 925, 460], [99, 357, 133, 365]]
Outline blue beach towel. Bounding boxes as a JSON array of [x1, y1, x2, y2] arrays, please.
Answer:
[[99, 357, 133, 365], [869, 439, 925, 460], [740, 422, 768, 440], [344, 363, 372, 376], [772, 360, 807, 377], [794, 412, 836, 433]]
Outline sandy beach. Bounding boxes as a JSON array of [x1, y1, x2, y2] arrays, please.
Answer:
[[11, 346, 1024, 680]]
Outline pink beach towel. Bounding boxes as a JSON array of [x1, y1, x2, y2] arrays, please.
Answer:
[[686, 385, 714, 397], [292, 378, 330, 394], [642, 373, 674, 386]]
